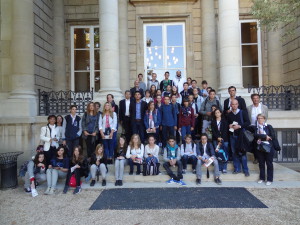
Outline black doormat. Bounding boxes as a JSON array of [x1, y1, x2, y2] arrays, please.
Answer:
[[89, 187, 267, 210]]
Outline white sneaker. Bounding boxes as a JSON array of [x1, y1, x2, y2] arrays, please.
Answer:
[[31, 189, 38, 197], [49, 188, 56, 195], [266, 181, 272, 186], [44, 187, 51, 195], [257, 180, 264, 184]]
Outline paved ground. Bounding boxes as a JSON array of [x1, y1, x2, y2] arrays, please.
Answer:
[[1, 185, 300, 225]]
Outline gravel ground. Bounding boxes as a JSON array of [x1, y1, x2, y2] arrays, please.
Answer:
[[0, 187, 300, 225]]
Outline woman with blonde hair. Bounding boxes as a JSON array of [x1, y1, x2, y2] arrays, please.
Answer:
[[126, 134, 144, 175], [99, 102, 118, 164], [82, 102, 99, 157], [90, 144, 108, 186]]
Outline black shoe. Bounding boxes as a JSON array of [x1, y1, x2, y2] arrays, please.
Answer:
[[182, 169, 186, 174], [102, 180, 106, 186], [119, 180, 123, 186], [245, 172, 250, 177], [233, 171, 240, 174], [35, 181, 39, 187], [196, 179, 201, 185], [73, 186, 81, 194], [24, 187, 31, 193], [215, 177, 222, 185], [192, 169, 196, 174], [136, 171, 141, 175], [63, 185, 69, 194], [129, 171, 133, 175], [90, 180, 96, 187], [115, 180, 119, 186]]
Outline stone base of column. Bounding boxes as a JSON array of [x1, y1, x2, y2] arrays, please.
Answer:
[[0, 97, 37, 117], [93, 89, 124, 109]]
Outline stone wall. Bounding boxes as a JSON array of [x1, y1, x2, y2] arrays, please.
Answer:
[[282, 13, 300, 85], [33, 0, 54, 91]]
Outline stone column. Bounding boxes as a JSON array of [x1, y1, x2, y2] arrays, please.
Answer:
[[10, 0, 36, 99], [118, 0, 130, 94], [268, 30, 283, 85], [2, 0, 37, 117], [98, 0, 123, 101], [218, 0, 243, 92], [201, 0, 218, 88], [53, 0, 66, 91]]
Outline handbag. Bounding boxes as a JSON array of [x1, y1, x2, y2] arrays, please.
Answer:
[[239, 110, 254, 143], [69, 174, 82, 187], [257, 142, 271, 153]]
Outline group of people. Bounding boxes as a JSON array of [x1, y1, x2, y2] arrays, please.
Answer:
[[21, 71, 280, 197]]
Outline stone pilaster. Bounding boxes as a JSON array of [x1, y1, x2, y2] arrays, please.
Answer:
[[268, 30, 283, 85], [201, 0, 218, 88], [53, 0, 66, 91]]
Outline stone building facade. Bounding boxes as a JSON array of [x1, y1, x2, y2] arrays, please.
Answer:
[[0, 0, 299, 161]]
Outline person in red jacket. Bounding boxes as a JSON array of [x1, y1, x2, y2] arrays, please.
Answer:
[[178, 98, 195, 144]]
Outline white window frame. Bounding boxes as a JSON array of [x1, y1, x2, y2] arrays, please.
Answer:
[[239, 20, 262, 87], [143, 22, 186, 82], [70, 25, 100, 92]]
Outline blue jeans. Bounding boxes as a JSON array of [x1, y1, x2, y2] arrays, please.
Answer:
[[103, 138, 114, 159], [230, 135, 249, 174], [213, 140, 229, 171], [145, 156, 158, 164], [128, 158, 141, 173], [181, 125, 191, 143]]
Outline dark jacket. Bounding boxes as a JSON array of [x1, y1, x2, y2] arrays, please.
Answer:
[[223, 96, 247, 115], [180, 89, 193, 102], [90, 153, 108, 171], [129, 100, 147, 122], [119, 99, 132, 123], [211, 118, 229, 142], [130, 87, 144, 99], [115, 147, 127, 159], [227, 109, 250, 136], [196, 142, 215, 157], [70, 157, 89, 177], [64, 115, 81, 140], [248, 124, 280, 151]]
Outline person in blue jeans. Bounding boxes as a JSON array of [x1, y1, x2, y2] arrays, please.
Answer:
[[163, 136, 186, 185], [211, 108, 229, 173], [160, 96, 177, 150], [180, 134, 197, 174], [99, 102, 118, 163], [178, 98, 195, 144], [227, 99, 251, 176]]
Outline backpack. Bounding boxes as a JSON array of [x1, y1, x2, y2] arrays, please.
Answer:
[[183, 142, 195, 153], [19, 160, 30, 177], [216, 149, 228, 162], [143, 158, 159, 176]]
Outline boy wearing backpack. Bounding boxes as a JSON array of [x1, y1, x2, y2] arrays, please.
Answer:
[[163, 136, 186, 185], [196, 133, 222, 185], [199, 89, 222, 134], [160, 96, 177, 150], [178, 98, 194, 144], [180, 135, 197, 174]]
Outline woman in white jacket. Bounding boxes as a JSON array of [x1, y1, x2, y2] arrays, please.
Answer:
[[126, 134, 144, 175], [40, 115, 60, 165], [99, 102, 117, 163]]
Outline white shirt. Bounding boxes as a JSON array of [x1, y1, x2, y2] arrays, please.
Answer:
[[251, 103, 262, 125], [202, 143, 209, 158], [126, 144, 145, 159], [125, 99, 130, 116], [70, 114, 77, 124], [144, 144, 159, 161]]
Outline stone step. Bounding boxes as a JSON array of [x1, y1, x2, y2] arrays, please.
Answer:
[[93, 163, 300, 183]]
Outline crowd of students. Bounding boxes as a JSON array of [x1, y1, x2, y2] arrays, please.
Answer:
[[21, 71, 281, 197]]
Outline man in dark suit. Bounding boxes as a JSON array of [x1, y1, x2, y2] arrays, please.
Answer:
[[223, 86, 247, 116], [130, 80, 144, 99], [180, 82, 193, 105], [129, 91, 147, 143], [119, 90, 132, 143]]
